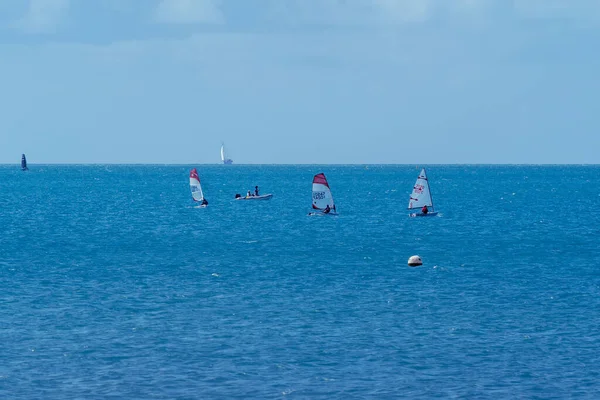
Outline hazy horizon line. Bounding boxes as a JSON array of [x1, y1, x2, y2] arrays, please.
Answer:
[[3, 163, 599, 166]]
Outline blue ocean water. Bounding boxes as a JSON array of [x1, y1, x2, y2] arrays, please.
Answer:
[[1, 165, 599, 399]]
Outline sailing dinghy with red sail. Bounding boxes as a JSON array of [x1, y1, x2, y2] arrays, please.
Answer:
[[190, 168, 208, 207], [309, 173, 338, 215]]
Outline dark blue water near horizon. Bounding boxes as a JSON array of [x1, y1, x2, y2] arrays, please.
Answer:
[[1, 165, 599, 399]]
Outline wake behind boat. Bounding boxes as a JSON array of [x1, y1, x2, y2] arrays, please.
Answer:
[[190, 168, 208, 207], [408, 168, 438, 217], [308, 173, 338, 216]]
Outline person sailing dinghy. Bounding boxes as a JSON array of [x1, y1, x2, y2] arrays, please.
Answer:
[[189, 168, 208, 207], [408, 168, 438, 217], [309, 173, 338, 215]]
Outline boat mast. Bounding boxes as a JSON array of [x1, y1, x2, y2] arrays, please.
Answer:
[[424, 168, 434, 212]]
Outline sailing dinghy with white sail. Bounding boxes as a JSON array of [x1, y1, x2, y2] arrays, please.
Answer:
[[309, 173, 338, 215], [190, 168, 208, 207], [408, 168, 438, 217]]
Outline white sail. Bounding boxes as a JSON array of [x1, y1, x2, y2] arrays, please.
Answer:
[[221, 143, 233, 164], [189, 168, 204, 202], [312, 173, 335, 210], [408, 169, 433, 210]]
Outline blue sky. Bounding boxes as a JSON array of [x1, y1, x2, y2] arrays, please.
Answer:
[[1, 0, 599, 164]]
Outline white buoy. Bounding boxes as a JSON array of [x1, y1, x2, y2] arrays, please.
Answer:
[[408, 255, 422, 267]]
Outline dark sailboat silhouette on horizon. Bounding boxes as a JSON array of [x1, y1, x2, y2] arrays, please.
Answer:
[[21, 154, 28, 171]]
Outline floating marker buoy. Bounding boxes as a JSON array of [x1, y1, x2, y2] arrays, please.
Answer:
[[408, 255, 422, 267]]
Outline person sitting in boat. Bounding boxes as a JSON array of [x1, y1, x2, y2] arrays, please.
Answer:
[[255, 186, 259, 196], [323, 204, 331, 214], [421, 205, 429, 215], [247, 190, 252, 198], [200, 198, 208, 206]]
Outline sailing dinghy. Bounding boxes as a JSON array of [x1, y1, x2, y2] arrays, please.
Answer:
[[408, 168, 438, 217], [309, 173, 338, 215], [190, 168, 208, 207], [21, 154, 28, 171]]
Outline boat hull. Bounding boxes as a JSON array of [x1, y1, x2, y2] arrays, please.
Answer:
[[236, 194, 273, 200], [409, 212, 438, 217], [308, 211, 339, 216]]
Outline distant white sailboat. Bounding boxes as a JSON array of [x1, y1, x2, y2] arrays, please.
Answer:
[[309, 173, 338, 215], [408, 168, 438, 217], [221, 143, 233, 165], [189, 168, 208, 207]]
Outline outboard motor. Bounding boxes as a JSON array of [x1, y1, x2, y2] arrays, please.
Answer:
[[235, 193, 241, 199]]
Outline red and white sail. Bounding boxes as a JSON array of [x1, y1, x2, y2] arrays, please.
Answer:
[[189, 168, 204, 202], [408, 168, 433, 210], [312, 173, 335, 210]]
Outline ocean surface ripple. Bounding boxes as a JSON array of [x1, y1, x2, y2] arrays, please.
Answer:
[[1, 165, 599, 399]]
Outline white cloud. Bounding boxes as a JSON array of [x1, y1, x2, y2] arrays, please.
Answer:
[[266, 0, 502, 26], [268, 0, 600, 26], [267, 0, 434, 25], [154, 0, 224, 24], [513, 0, 600, 20], [13, 0, 69, 34], [371, 0, 433, 23]]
